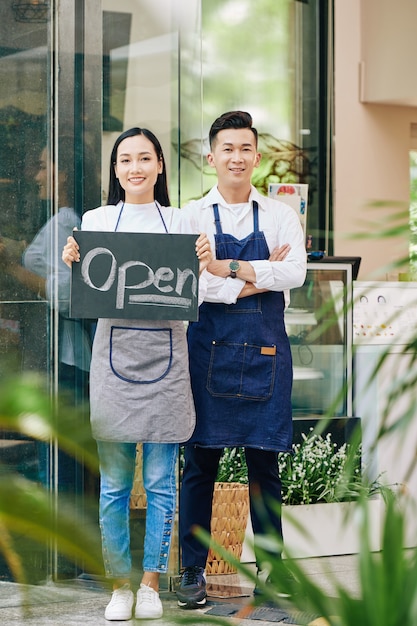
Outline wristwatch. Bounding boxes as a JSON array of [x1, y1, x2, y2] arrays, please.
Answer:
[[229, 259, 241, 278]]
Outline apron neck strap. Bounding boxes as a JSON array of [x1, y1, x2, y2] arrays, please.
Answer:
[[212, 200, 259, 234]]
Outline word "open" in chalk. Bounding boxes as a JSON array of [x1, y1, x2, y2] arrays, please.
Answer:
[[81, 247, 197, 310]]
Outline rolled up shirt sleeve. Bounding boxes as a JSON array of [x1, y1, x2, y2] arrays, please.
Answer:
[[198, 270, 209, 305], [249, 253, 306, 292], [249, 202, 306, 291], [204, 274, 246, 304]]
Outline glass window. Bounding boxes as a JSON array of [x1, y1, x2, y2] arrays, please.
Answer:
[[175, 0, 332, 256], [0, 1, 98, 581], [0, 2, 50, 581]]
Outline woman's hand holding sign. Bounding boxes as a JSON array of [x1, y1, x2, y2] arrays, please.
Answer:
[[195, 233, 211, 275], [62, 231, 80, 267]]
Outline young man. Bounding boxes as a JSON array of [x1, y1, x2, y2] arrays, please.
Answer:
[[177, 111, 307, 609]]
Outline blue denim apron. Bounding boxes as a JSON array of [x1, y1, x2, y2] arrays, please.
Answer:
[[187, 201, 293, 452]]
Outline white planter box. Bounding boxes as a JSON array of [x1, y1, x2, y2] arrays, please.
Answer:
[[242, 498, 382, 561]]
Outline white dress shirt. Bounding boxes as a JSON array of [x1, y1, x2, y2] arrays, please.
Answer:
[[181, 185, 307, 305]]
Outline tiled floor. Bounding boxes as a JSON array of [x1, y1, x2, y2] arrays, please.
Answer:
[[0, 555, 360, 625]]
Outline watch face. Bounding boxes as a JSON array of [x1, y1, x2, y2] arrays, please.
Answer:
[[229, 260, 240, 272]]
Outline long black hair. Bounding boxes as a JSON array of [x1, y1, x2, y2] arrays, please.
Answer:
[[107, 127, 171, 206]]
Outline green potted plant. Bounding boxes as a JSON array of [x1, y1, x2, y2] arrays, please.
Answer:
[[213, 431, 382, 563], [278, 430, 383, 559]]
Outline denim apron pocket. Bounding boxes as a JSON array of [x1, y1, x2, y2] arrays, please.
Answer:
[[207, 340, 276, 400], [110, 325, 173, 383]]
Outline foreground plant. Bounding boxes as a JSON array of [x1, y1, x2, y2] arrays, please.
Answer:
[[0, 374, 102, 585], [188, 487, 417, 626]]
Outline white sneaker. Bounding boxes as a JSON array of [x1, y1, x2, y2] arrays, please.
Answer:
[[135, 583, 163, 619], [104, 583, 134, 621]]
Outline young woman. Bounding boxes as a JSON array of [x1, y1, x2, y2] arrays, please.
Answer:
[[63, 127, 211, 621]]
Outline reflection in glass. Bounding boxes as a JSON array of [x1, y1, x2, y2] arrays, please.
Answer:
[[0, 6, 50, 581], [0, 6, 95, 581], [285, 266, 353, 418]]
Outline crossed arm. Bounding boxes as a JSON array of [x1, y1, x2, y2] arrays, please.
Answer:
[[206, 243, 291, 298]]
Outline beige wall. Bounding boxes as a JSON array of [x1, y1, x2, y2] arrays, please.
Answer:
[[334, 0, 417, 279]]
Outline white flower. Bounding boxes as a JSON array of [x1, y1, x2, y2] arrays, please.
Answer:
[[195, 432, 381, 505]]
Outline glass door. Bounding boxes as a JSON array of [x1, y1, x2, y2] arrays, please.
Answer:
[[100, 0, 202, 582], [0, 0, 101, 582], [0, 0, 53, 583]]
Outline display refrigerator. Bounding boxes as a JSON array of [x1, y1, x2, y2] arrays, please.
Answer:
[[285, 261, 358, 445]]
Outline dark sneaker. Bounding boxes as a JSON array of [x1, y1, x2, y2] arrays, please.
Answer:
[[176, 566, 207, 609]]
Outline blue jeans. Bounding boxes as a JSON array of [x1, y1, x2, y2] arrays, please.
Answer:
[[96, 441, 177, 579]]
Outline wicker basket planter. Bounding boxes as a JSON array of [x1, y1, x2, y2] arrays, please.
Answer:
[[206, 481, 249, 575]]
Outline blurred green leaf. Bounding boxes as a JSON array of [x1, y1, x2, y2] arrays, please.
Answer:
[[0, 473, 102, 576], [0, 374, 102, 584], [0, 373, 98, 473]]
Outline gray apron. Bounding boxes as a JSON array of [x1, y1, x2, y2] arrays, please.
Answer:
[[90, 317, 195, 442], [89, 202, 196, 443]]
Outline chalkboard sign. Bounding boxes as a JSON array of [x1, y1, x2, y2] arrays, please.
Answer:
[[70, 231, 199, 321]]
